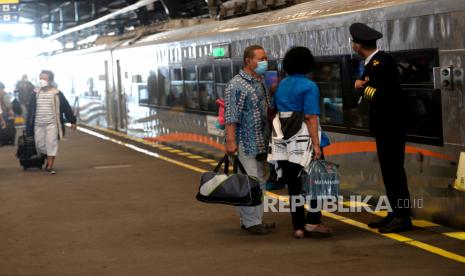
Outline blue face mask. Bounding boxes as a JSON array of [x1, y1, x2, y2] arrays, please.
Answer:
[[254, 60, 268, 75]]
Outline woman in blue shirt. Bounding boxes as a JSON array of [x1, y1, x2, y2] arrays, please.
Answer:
[[272, 47, 333, 238]]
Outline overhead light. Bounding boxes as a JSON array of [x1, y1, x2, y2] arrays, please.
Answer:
[[64, 41, 74, 49]]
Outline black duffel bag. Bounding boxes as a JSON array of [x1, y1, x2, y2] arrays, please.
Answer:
[[196, 155, 262, 206]]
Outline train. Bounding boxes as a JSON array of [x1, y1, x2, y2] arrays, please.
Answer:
[[39, 0, 465, 229]]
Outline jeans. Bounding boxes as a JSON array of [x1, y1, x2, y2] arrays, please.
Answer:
[[234, 149, 269, 228]]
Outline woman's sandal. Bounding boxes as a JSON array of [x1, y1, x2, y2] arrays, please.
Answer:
[[304, 224, 333, 237]]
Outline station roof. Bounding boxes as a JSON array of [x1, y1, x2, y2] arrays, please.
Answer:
[[17, 0, 210, 38]]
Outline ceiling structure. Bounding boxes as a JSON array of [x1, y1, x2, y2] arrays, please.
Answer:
[[8, 0, 301, 50], [17, 0, 212, 39]]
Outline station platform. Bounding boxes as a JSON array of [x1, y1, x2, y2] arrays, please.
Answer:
[[0, 127, 464, 275]]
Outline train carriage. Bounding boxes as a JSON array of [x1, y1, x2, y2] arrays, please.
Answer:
[[44, 0, 465, 228]]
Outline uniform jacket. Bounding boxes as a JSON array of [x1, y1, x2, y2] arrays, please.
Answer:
[[360, 51, 407, 136], [26, 88, 76, 139]]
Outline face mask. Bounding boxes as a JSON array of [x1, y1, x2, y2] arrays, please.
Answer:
[[254, 60, 268, 75], [39, 79, 48, 88]]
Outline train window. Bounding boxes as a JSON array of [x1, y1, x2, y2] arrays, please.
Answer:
[[264, 70, 278, 94], [268, 60, 278, 71], [184, 67, 197, 81], [168, 84, 184, 107], [313, 62, 344, 125], [157, 67, 170, 106], [405, 88, 442, 141], [215, 63, 232, 84], [147, 71, 158, 105], [132, 75, 142, 83], [199, 83, 216, 112], [138, 84, 149, 105], [216, 84, 226, 99], [84, 77, 100, 98], [391, 50, 442, 144], [170, 68, 182, 81], [184, 83, 199, 110], [199, 65, 213, 81], [233, 61, 242, 75], [393, 51, 436, 85]]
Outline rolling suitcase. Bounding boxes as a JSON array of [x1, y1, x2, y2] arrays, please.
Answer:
[[0, 118, 15, 146], [16, 132, 45, 170]]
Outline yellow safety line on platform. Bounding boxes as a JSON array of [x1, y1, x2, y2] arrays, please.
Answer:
[[78, 126, 465, 264], [86, 125, 465, 241], [443, 232, 465, 241], [78, 127, 207, 174], [265, 193, 465, 264]]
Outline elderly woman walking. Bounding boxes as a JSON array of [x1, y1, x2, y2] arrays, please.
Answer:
[[26, 70, 77, 174], [269, 47, 333, 238]]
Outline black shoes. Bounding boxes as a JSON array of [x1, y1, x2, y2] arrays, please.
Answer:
[[379, 218, 413, 233], [367, 215, 395, 229]]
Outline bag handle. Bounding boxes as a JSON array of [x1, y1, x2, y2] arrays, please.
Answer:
[[232, 156, 248, 175], [213, 154, 230, 174]]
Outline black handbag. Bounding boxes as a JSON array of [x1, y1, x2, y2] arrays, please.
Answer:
[[196, 155, 262, 206]]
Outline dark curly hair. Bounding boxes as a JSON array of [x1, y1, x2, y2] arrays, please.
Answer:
[[282, 46, 315, 75]]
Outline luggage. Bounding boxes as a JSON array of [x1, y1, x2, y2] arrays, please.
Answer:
[[12, 98, 22, 115], [0, 118, 15, 146], [196, 155, 262, 206], [16, 132, 45, 170], [302, 160, 340, 200]]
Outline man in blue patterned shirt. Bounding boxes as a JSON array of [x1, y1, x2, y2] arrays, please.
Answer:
[[224, 45, 275, 235]]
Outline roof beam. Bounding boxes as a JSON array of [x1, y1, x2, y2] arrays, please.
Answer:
[[45, 0, 159, 40]]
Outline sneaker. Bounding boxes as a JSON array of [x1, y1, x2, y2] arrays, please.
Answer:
[[47, 168, 56, 175], [244, 224, 271, 235], [241, 222, 276, 230]]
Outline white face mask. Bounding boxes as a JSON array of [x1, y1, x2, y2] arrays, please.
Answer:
[[39, 79, 48, 88]]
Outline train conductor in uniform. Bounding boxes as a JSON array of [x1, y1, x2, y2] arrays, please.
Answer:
[[350, 22, 413, 233]]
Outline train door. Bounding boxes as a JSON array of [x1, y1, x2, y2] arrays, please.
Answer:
[[115, 59, 128, 132], [104, 59, 117, 130], [438, 50, 465, 148]]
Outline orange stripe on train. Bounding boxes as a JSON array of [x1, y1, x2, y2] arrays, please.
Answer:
[[143, 134, 452, 161], [324, 141, 453, 160], [143, 132, 225, 151]]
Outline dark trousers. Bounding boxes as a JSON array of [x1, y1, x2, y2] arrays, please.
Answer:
[[375, 133, 411, 219], [278, 161, 322, 230]]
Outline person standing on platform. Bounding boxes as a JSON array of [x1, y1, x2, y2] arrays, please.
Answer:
[[224, 45, 275, 235], [350, 22, 413, 233], [0, 101, 5, 129], [0, 82, 14, 119], [269, 46, 333, 239], [15, 75, 34, 119], [26, 70, 77, 175]]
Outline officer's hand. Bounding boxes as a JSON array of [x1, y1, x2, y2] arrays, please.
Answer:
[[313, 145, 322, 160], [354, 79, 367, 90], [225, 140, 238, 155], [71, 124, 77, 131]]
